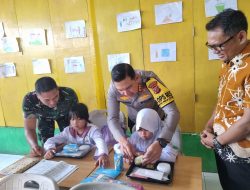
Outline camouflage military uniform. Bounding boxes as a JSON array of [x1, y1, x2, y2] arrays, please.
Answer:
[[22, 87, 78, 143]]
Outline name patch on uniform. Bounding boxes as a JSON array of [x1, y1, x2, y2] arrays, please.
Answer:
[[120, 96, 130, 101], [146, 78, 174, 108]]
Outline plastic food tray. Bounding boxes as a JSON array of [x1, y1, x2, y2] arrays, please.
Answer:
[[126, 161, 174, 184]]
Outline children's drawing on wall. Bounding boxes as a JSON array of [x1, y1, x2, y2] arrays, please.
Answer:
[[0, 62, 16, 78], [64, 20, 86, 38], [0, 22, 5, 38], [0, 37, 19, 53], [117, 10, 141, 32], [107, 53, 130, 71], [205, 0, 237, 17], [155, 1, 183, 25], [32, 59, 51, 75], [208, 49, 219, 60], [150, 42, 176, 62], [24, 29, 47, 46], [64, 56, 85, 73]]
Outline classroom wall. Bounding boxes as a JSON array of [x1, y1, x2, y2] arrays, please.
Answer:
[[0, 0, 105, 127], [93, 0, 195, 132], [0, 0, 250, 133]]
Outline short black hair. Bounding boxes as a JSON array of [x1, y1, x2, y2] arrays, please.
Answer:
[[35, 77, 58, 94], [206, 9, 248, 36], [69, 103, 90, 122], [111, 63, 136, 82]]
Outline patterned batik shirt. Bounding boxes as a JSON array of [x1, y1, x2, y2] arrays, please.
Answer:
[[213, 42, 250, 163], [22, 87, 78, 120]]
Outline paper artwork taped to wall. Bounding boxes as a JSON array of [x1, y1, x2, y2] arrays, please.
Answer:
[[107, 53, 130, 71], [150, 42, 176, 62], [155, 1, 183, 25], [0, 37, 19, 53], [23, 29, 47, 46], [65, 20, 86, 38], [205, 0, 237, 17], [0, 62, 16, 78], [64, 56, 85, 73], [117, 10, 141, 32], [32, 59, 51, 75]]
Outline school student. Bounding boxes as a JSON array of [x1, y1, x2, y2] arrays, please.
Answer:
[[128, 108, 178, 162], [44, 103, 110, 168]]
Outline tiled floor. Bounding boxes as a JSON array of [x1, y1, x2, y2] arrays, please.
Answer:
[[202, 172, 222, 190]]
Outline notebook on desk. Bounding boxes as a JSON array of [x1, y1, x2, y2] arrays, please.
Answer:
[[55, 144, 92, 158], [24, 159, 78, 183]]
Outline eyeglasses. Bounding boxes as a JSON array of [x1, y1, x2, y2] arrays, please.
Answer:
[[206, 35, 234, 51]]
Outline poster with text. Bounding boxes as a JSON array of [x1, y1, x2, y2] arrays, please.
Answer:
[[150, 42, 176, 62], [205, 0, 237, 17], [155, 1, 183, 25], [117, 10, 141, 32]]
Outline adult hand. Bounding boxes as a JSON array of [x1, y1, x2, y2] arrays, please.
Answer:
[[200, 130, 215, 149], [95, 154, 110, 168], [30, 145, 43, 157], [142, 141, 162, 165], [204, 123, 214, 134], [204, 112, 215, 134], [119, 137, 136, 162]]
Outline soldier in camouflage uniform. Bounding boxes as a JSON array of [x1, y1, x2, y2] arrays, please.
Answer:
[[22, 77, 78, 157]]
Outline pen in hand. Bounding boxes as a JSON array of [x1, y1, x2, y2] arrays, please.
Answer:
[[51, 149, 56, 154]]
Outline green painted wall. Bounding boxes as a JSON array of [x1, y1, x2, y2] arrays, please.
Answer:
[[0, 127, 216, 172], [0, 127, 29, 155]]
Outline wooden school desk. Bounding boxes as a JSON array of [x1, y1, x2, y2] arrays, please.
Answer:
[[57, 149, 202, 190], [118, 155, 202, 190], [54, 148, 98, 188]]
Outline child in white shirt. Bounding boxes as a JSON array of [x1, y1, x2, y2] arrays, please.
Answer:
[[128, 108, 178, 163], [44, 103, 110, 168]]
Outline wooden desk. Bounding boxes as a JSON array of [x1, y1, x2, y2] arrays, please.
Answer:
[[0, 151, 202, 190], [54, 149, 97, 188], [51, 148, 202, 190], [118, 155, 202, 190], [55, 146, 113, 188]]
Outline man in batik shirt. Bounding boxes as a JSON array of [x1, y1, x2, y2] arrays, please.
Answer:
[[201, 9, 250, 189]]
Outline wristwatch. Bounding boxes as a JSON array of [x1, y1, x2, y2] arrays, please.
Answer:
[[157, 138, 168, 148], [213, 137, 224, 149]]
